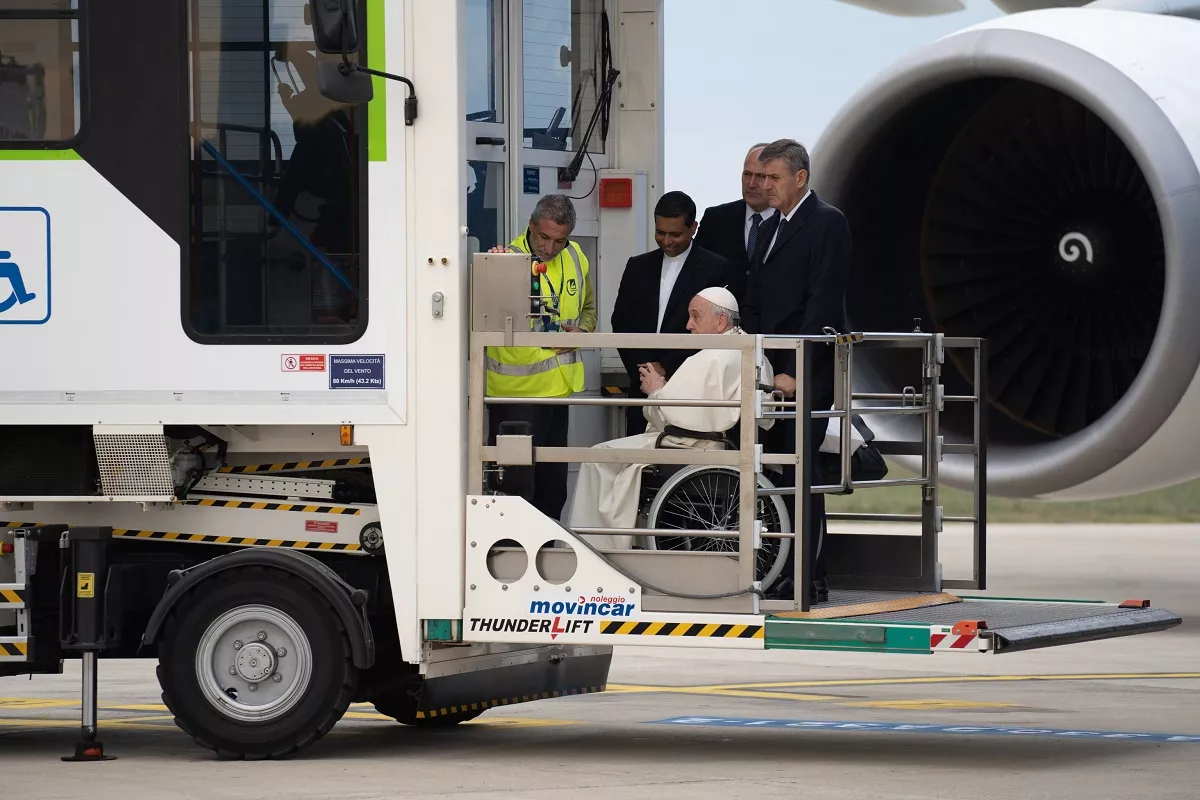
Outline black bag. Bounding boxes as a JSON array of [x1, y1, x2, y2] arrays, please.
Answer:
[[818, 415, 888, 486]]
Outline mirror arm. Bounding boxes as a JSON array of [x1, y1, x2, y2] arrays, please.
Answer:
[[337, 59, 417, 126], [558, 66, 620, 183]]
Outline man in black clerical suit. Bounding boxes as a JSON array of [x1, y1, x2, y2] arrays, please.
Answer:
[[611, 190, 737, 435], [694, 141, 778, 304], [742, 138, 852, 605]]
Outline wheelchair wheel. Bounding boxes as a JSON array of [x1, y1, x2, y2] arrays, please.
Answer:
[[645, 465, 791, 591]]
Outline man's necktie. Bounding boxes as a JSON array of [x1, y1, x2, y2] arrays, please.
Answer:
[[766, 214, 786, 260], [746, 212, 762, 263]]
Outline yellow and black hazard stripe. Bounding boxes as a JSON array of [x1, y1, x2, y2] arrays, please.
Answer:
[[0, 641, 28, 658], [415, 685, 606, 719], [599, 620, 764, 639], [0, 522, 363, 553], [217, 457, 370, 474], [184, 499, 362, 515], [112, 529, 362, 552], [0, 587, 26, 605]]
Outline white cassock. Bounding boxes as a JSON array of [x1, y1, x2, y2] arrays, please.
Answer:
[[567, 328, 775, 550]]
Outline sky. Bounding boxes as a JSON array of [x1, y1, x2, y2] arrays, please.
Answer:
[[661, 0, 1018, 215]]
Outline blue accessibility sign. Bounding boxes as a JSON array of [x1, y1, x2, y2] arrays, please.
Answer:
[[649, 716, 1200, 743], [0, 207, 51, 325]]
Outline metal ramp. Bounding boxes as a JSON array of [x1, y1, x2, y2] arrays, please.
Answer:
[[460, 251, 1182, 655], [762, 590, 1181, 654]]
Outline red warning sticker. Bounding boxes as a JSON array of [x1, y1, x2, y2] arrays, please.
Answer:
[[282, 354, 327, 372], [304, 520, 338, 534]]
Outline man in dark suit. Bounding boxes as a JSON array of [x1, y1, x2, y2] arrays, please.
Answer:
[[694, 142, 778, 303], [742, 138, 852, 605], [611, 191, 737, 435]]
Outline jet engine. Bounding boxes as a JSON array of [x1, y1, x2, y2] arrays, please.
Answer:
[[813, 7, 1200, 499]]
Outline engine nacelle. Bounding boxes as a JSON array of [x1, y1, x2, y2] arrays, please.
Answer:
[[813, 8, 1200, 499]]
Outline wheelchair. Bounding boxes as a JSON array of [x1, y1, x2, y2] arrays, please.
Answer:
[[633, 423, 793, 592], [632, 413, 889, 593], [482, 413, 885, 596]]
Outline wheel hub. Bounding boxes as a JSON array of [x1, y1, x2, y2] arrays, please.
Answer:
[[235, 642, 277, 682]]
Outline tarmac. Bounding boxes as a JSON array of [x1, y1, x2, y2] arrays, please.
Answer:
[[1, 522, 1198, 799]]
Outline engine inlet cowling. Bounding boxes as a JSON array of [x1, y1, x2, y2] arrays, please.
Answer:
[[813, 9, 1200, 498], [921, 80, 1164, 441]]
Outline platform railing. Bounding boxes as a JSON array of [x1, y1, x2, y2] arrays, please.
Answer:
[[466, 318, 987, 612], [463, 255, 979, 614], [801, 335, 987, 594]]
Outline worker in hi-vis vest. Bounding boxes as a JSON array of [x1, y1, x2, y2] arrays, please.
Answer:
[[484, 194, 596, 520]]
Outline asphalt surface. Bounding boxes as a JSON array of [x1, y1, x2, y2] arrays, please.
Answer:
[[1, 522, 1198, 799]]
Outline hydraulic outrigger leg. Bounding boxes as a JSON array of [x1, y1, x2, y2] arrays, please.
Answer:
[[59, 527, 118, 762]]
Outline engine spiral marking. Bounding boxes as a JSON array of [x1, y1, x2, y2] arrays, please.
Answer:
[[1058, 232, 1094, 264]]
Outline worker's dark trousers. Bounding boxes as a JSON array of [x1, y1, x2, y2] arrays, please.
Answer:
[[487, 402, 570, 521]]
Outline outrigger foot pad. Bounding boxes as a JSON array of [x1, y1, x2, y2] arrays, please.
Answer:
[[62, 738, 117, 762]]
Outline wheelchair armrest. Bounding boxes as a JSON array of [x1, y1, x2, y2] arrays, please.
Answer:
[[656, 425, 734, 449]]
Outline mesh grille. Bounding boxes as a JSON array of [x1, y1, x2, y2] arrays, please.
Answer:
[[92, 434, 175, 497], [0, 426, 97, 495]]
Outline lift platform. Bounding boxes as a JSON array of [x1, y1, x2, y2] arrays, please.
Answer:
[[460, 252, 1182, 655]]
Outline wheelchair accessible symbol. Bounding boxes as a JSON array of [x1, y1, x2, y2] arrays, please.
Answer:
[[0, 207, 51, 325], [0, 251, 37, 313]]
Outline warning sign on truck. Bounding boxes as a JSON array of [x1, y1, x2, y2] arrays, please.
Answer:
[[329, 355, 385, 389], [282, 354, 327, 372]]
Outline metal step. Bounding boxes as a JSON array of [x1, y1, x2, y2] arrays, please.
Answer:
[[764, 592, 1182, 654], [0, 584, 26, 609], [0, 637, 28, 662], [0, 529, 31, 662]]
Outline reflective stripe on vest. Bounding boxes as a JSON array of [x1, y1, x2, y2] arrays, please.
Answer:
[[486, 234, 588, 397], [485, 347, 582, 377]]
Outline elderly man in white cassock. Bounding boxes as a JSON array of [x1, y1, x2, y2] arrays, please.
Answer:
[[567, 287, 775, 550]]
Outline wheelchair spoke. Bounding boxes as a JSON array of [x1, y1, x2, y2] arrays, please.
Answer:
[[664, 490, 719, 529], [645, 466, 791, 591]]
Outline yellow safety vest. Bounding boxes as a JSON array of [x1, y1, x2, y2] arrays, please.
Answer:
[[485, 231, 589, 398]]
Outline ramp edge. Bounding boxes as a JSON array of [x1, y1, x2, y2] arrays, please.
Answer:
[[989, 607, 1182, 653]]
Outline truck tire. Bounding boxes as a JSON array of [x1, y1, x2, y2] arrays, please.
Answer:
[[155, 565, 358, 759], [372, 692, 485, 727]]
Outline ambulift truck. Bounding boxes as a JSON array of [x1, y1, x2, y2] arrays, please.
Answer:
[[0, 0, 1182, 762]]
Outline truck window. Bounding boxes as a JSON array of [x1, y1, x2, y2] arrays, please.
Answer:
[[0, 0, 81, 144], [184, 0, 369, 343]]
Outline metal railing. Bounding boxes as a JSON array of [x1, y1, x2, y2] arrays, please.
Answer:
[[467, 318, 986, 611]]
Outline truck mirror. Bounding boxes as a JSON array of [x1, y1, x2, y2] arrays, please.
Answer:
[[317, 60, 374, 104], [307, 0, 360, 55]]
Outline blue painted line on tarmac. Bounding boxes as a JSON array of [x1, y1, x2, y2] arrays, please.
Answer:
[[649, 716, 1200, 743]]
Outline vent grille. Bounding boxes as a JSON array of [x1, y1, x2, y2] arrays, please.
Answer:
[[0, 426, 98, 496], [92, 434, 175, 498]]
